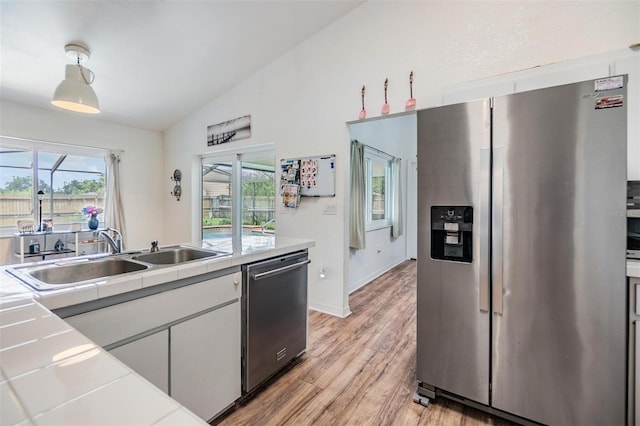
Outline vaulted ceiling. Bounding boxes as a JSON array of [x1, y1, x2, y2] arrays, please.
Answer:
[[0, 1, 364, 131]]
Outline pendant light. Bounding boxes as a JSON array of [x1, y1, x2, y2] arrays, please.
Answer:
[[51, 43, 100, 114]]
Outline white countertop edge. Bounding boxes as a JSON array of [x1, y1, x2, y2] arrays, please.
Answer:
[[0, 236, 314, 426], [2, 237, 314, 302]]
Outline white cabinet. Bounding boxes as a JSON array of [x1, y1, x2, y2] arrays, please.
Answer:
[[64, 272, 240, 348], [60, 268, 242, 421], [442, 49, 640, 180], [109, 330, 169, 393], [613, 55, 640, 180], [171, 302, 241, 421], [636, 321, 639, 426], [630, 277, 640, 425]]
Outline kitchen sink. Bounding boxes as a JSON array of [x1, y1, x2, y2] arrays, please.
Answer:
[[6, 245, 228, 292], [7, 258, 149, 291], [132, 246, 224, 265]]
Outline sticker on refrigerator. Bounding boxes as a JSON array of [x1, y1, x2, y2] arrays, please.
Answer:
[[594, 95, 623, 110], [594, 76, 624, 92]]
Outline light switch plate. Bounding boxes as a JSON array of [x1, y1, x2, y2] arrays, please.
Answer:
[[323, 204, 336, 215]]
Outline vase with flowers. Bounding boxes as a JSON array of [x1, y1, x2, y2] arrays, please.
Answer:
[[82, 205, 104, 230]]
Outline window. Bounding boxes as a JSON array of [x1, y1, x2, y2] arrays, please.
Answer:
[[201, 148, 275, 241], [0, 138, 107, 233], [364, 148, 392, 230]]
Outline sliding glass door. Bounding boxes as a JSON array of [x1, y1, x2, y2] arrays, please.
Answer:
[[201, 149, 275, 242]]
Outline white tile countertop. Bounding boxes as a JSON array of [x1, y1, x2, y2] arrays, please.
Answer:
[[0, 236, 314, 426]]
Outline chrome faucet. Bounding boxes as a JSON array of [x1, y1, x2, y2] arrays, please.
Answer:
[[150, 240, 159, 252], [97, 228, 123, 254]]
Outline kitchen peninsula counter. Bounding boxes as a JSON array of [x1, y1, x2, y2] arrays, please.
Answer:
[[0, 236, 314, 426]]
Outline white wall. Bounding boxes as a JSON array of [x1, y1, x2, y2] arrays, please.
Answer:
[[163, 1, 639, 317], [0, 100, 164, 264], [443, 49, 640, 179], [347, 112, 416, 294]]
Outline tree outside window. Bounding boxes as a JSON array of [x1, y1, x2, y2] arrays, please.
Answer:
[[0, 147, 106, 230], [201, 152, 275, 241]]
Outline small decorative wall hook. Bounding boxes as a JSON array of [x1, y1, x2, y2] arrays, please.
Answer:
[[170, 169, 182, 201]]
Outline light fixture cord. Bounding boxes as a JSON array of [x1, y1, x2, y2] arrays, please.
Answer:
[[76, 56, 95, 85]]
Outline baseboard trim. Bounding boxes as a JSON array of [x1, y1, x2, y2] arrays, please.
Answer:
[[348, 258, 407, 294], [309, 302, 352, 318]]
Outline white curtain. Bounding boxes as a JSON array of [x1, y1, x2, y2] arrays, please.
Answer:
[[349, 140, 366, 249], [391, 158, 403, 238], [105, 152, 127, 249]]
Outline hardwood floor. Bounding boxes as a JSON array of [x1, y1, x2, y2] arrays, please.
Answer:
[[216, 260, 516, 426]]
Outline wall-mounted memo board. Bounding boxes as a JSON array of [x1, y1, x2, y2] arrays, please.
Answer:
[[280, 154, 336, 197]]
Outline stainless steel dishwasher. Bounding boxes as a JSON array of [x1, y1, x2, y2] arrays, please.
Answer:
[[242, 250, 309, 394]]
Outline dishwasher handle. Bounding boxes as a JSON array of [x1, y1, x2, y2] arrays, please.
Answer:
[[251, 259, 310, 281]]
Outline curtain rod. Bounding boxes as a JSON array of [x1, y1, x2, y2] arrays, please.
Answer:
[[0, 135, 124, 155], [352, 139, 396, 160]]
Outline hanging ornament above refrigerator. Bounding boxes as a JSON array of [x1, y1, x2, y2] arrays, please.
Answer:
[[381, 78, 390, 115], [406, 71, 416, 110], [359, 85, 367, 119]]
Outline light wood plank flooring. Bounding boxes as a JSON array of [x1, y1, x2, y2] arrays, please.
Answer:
[[216, 260, 515, 426]]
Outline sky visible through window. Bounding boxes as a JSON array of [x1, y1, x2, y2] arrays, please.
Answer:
[[0, 150, 105, 193], [0, 148, 106, 228]]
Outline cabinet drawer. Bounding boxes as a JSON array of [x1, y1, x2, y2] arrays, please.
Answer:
[[66, 272, 241, 347]]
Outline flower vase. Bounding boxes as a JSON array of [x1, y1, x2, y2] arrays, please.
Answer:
[[88, 214, 99, 230]]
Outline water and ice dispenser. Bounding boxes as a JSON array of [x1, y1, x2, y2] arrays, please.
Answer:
[[430, 206, 473, 263]]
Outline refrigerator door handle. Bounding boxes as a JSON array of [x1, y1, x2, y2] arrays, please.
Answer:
[[479, 147, 490, 312], [492, 146, 504, 315]]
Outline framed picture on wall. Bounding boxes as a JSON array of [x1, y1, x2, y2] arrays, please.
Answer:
[[207, 115, 251, 146]]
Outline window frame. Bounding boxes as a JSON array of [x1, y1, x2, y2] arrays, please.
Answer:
[[0, 136, 109, 236], [364, 147, 393, 231], [200, 145, 275, 242]]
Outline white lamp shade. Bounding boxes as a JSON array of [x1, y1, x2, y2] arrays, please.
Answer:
[[52, 64, 100, 114]]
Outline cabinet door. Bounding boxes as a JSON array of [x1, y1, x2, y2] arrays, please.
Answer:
[[170, 301, 241, 422], [636, 321, 639, 426], [634, 278, 640, 316], [109, 330, 169, 393]]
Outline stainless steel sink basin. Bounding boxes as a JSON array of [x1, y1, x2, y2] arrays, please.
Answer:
[[8, 258, 149, 291], [132, 247, 223, 265], [7, 245, 228, 292]]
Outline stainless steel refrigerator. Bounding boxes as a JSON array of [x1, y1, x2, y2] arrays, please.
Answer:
[[415, 76, 628, 425]]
